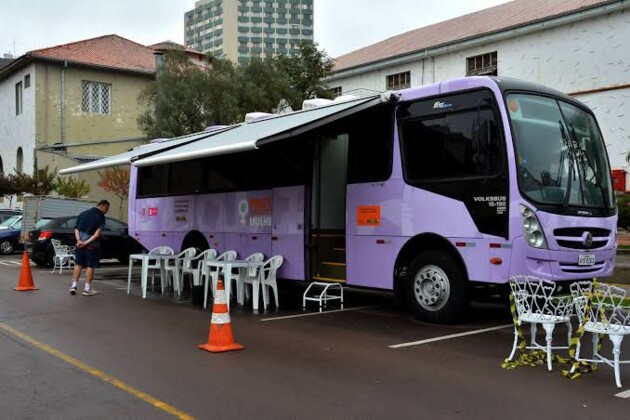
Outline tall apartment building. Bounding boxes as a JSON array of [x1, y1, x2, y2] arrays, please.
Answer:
[[184, 0, 314, 64]]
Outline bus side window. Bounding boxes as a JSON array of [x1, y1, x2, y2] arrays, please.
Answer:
[[137, 164, 169, 197], [346, 105, 394, 184]]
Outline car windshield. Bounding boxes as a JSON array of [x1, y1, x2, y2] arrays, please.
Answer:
[[0, 215, 21, 228], [507, 93, 614, 210]]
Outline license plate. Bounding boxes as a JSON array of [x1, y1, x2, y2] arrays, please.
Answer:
[[578, 253, 595, 266]]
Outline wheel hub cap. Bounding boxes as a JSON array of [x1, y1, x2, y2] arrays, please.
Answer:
[[414, 265, 450, 311]]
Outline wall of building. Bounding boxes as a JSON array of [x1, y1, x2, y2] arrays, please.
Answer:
[[36, 150, 129, 222], [0, 63, 36, 175], [329, 8, 630, 171], [35, 63, 152, 148]]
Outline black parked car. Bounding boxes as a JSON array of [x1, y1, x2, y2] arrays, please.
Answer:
[[27, 215, 145, 267]]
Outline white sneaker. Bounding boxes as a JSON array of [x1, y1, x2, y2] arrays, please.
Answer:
[[69, 286, 77, 295], [82, 289, 98, 296]]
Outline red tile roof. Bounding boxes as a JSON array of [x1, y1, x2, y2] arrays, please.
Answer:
[[149, 41, 205, 58], [29, 34, 156, 74], [333, 0, 616, 72]]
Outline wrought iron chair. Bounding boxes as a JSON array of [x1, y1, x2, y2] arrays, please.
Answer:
[[506, 275, 575, 371], [572, 282, 630, 388], [51, 239, 75, 274]]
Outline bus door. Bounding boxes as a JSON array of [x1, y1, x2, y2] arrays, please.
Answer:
[[271, 186, 305, 280], [309, 135, 348, 283]]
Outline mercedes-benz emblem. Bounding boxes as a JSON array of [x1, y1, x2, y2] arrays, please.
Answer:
[[582, 231, 593, 248]]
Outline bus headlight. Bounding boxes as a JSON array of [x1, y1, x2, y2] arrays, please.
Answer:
[[520, 205, 548, 249]]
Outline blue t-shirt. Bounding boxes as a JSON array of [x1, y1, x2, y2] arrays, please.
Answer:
[[75, 207, 106, 245]]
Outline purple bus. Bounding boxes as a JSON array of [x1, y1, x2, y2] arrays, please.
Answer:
[[63, 76, 618, 323]]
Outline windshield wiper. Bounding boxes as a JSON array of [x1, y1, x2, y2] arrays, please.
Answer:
[[569, 123, 609, 209], [559, 121, 574, 211]]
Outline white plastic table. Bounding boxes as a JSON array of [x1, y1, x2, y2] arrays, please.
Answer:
[[203, 259, 263, 310], [127, 253, 169, 299]]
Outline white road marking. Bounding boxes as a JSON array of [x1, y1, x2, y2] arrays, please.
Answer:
[[615, 389, 630, 398], [389, 324, 513, 349], [175, 300, 192, 304], [0, 260, 35, 266], [260, 305, 386, 322]]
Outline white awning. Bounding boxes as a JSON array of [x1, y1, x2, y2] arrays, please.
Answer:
[[133, 96, 381, 167], [59, 127, 234, 174]]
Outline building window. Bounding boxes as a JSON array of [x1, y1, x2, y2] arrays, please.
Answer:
[[15, 82, 23, 115], [81, 81, 111, 114], [330, 86, 342, 97], [386, 71, 411, 90], [16, 147, 23, 173], [466, 51, 497, 76], [24, 74, 31, 88]]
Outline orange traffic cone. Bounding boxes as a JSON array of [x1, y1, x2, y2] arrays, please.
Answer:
[[199, 278, 244, 353], [14, 251, 38, 291]]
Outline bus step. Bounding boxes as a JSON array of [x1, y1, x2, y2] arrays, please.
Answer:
[[303, 281, 344, 312], [312, 276, 346, 284], [333, 248, 345, 252], [322, 262, 346, 267]]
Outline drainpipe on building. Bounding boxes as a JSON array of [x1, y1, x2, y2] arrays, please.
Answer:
[[154, 51, 164, 125], [60, 60, 67, 144]]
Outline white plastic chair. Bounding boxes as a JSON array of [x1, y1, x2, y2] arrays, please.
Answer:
[[51, 239, 76, 274], [202, 250, 237, 309], [259, 255, 284, 311], [240, 253, 265, 310], [182, 248, 217, 291], [506, 275, 574, 371], [572, 282, 630, 388], [164, 247, 196, 296], [146, 246, 175, 293]]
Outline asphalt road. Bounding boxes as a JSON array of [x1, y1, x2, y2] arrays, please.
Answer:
[[0, 253, 629, 419]]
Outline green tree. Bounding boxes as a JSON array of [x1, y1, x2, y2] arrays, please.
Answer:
[[138, 43, 336, 138], [10, 166, 56, 195], [97, 167, 130, 219], [138, 49, 215, 138], [276, 41, 335, 108], [54, 176, 90, 198], [0, 174, 19, 197]]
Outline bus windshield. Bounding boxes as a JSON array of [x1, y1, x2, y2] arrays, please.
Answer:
[[507, 93, 614, 210]]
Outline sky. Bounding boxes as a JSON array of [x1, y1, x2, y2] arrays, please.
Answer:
[[1, 0, 511, 59]]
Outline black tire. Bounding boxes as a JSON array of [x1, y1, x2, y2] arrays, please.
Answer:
[[46, 249, 55, 267], [0, 240, 14, 255], [405, 250, 468, 324]]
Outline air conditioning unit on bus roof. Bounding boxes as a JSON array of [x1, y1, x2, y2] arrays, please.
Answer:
[[301, 94, 359, 110], [245, 112, 276, 123]]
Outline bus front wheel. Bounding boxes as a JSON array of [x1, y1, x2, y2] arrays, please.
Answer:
[[405, 250, 467, 324]]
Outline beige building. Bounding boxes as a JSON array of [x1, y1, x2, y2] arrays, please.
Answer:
[[185, 0, 314, 64], [0, 35, 164, 218]]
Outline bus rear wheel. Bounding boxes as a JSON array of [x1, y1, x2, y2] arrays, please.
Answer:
[[405, 250, 467, 324]]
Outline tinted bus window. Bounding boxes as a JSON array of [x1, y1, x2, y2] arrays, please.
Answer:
[[399, 91, 501, 182], [343, 105, 394, 184], [170, 159, 204, 195], [138, 164, 169, 197]]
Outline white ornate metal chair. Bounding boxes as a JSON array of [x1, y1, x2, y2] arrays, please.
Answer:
[[571, 282, 630, 388], [506, 275, 575, 371], [51, 239, 76, 274]]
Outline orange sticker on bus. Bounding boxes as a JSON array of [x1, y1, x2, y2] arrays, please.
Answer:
[[357, 205, 381, 226]]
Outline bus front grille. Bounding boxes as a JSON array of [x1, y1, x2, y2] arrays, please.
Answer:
[[553, 227, 611, 250]]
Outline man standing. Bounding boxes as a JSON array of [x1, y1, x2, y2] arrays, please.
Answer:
[[69, 200, 110, 296]]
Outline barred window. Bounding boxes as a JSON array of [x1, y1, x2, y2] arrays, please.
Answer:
[[82, 81, 111, 114], [386, 71, 410, 90], [466, 51, 498, 76]]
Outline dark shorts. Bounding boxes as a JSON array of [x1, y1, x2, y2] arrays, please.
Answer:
[[75, 246, 100, 268]]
